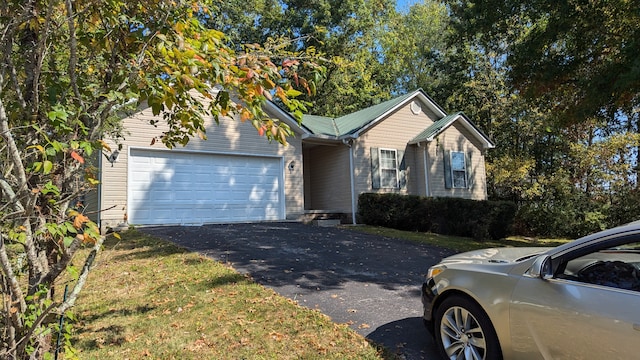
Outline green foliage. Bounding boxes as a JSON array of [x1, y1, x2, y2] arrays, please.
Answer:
[[205, 0, 396, 117], [609, 188, 640, 226], [0, 1, 323, 359], [445, 0, 640, 122], [379, 1, 454, 100], [357, 193, 516, 241]]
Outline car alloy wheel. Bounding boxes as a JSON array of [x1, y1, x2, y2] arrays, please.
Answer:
[[434, 295, 501, 360]]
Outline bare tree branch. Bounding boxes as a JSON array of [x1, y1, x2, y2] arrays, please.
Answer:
[[0, 95, 43, 283], [56, 235, 105, 314], [0, 233, 26, 346]]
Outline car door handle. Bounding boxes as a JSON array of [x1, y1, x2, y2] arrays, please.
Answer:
[[634, 324, 640, 331]]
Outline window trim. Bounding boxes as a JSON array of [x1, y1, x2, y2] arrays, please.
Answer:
[[379, 148, 399, 189], [450, 151, 467, 189]]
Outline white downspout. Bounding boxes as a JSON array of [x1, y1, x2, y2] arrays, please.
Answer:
[[343, 138, 357, 224], [423, 143, 430, 197]]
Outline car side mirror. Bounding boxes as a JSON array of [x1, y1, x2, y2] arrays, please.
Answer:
[[529, 255, 553, 280]]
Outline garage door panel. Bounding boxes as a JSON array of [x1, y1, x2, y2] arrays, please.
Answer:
[[128, 149, 284, 225]]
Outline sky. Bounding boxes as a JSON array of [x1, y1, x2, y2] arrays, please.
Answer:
[[396, 0, 423, 12]]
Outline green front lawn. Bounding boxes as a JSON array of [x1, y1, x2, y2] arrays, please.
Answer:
[[341, 225, 570, 252]]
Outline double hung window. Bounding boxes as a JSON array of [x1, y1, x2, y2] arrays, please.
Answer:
[[379, 149, 398, 188], [450, 151, 467, 188]]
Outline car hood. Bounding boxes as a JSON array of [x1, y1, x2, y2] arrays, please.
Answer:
[[440, 247, 553, 266]]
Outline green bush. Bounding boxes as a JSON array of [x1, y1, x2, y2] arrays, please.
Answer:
[[357, 193, 516, 241], [608, 188, 640, 226]]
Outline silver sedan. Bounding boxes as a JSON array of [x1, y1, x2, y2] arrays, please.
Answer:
[[422, 222, 640, 360]]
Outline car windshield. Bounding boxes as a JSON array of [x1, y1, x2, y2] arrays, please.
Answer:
[[607, 242, 640, 251]]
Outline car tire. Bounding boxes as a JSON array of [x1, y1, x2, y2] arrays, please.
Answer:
[[434, 295, 502, 360]]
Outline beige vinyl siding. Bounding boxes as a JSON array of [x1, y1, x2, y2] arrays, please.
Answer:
[[349, 100, 488, 216], [99, 106, 303, 231], [428, 122, 487, 200], [304, 144, 351, 211], [353, 102, 435, 200]]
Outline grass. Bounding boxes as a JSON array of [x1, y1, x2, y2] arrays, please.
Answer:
[[71, 230, 386, 359], [341, 225, 571, 253]]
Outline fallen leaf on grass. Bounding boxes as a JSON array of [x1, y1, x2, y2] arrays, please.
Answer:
[[269, 332, 285, 341]]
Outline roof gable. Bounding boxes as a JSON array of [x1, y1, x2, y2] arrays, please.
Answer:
[[300, 89, 446, 138], [409, 112, 495, 150], [279, 89, 493, 150], [298, 114, 336, 136]]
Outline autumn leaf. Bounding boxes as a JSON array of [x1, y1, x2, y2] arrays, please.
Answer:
[[73, 213, 89, 229], [240, 109, 252, 121], [97, 140, 111, 152], [269, 332, 285, 341], [282, 59, 299, 68], [71, 151, 85, 164]]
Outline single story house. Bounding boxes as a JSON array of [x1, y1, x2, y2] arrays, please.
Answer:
[[88, 89, 494, 232]]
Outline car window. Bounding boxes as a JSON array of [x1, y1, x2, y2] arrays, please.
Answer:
[[559, 242, 640, 292]]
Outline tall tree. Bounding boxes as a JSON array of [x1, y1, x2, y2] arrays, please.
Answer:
[[445, 0, 640, 123], [442, 0, 640, 236], [379, 1, 451, 99], [0, 1, 321, 358], [207, 0, 397, 116]]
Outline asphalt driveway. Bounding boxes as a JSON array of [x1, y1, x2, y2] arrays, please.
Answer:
[[142, 222, 454, 359]]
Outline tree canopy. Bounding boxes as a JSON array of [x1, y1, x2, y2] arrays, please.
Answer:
[[446, 0, 640, 123]]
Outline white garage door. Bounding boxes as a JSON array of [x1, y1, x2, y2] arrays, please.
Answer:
[[128, 149, 284, 225]]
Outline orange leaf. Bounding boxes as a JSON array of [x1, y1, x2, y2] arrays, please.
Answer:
[[71, 151, 84, 164], [98, 140, 112, 152], [73, 213, 89, 229], [240, 109, 252, 121]]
